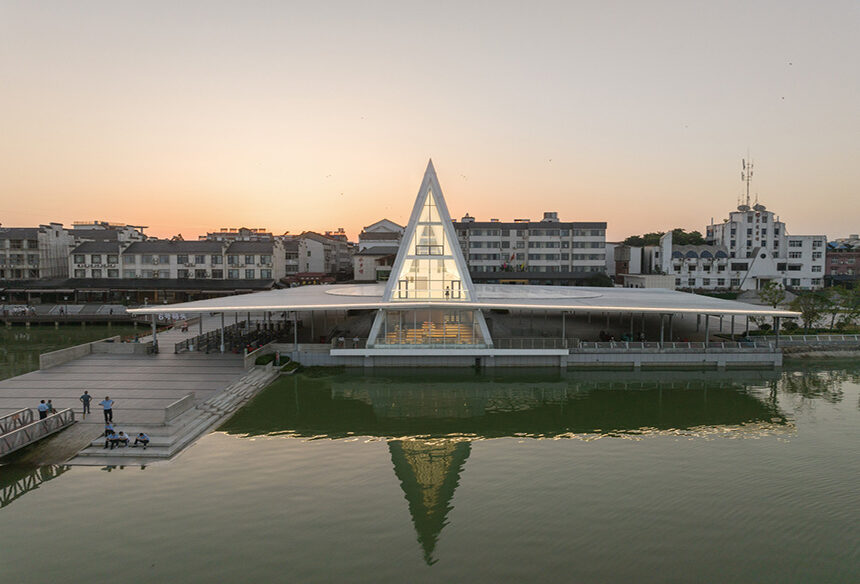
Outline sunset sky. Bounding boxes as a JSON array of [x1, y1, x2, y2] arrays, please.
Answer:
[[2, 1, 858, 241]]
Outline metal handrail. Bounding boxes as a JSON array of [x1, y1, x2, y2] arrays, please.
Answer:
[[492, 338, 570, 350], [330, 337, 367, 349], [573, 341, 775, 352], [0, 408, 76, 457], [0, 408, 34, 436], [757, 334, 860, 343]]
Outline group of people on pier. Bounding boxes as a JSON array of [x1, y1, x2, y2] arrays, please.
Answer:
[[103, 423, 149, 450]]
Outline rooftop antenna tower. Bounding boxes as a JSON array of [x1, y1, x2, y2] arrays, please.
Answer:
[[741, 157, 753, 208]]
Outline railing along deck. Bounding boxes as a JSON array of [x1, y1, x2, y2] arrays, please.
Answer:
[[0, 408, 76, 458], [758, 334, 860, 345], [575, 341, 775, 352], [337, 338, 778, 351], [0, 408, 34, 435]]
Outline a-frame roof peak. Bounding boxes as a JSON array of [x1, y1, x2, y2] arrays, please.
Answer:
[[382, 162, 476, 302]]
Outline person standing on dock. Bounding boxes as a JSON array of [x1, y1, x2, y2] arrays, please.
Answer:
[[37, 400, 49, 420], [99, 396, 114, 423], [47, 400, 56, 415], [80, 391, 92, 416]]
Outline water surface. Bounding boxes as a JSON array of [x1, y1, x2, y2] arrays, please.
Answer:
[[1, 365, 858, 583], [0, 324, 139, 380]]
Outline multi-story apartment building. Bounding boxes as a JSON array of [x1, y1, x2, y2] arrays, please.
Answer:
[[650, 201, 826, 291], [71, 221, 148, 245], [826, 235, 859, 287], [357, 219, 404, 252], [69, 239, 285, 282], [452, 212, 607, 285], [353, 219, 403, 282], [294, 232, 354, 279], [200, 227, 274, 242], [0, 224, 73, 280]]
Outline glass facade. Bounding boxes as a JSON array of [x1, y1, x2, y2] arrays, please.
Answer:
[[392, 189, 469, 301], [374, 308, 486, 347]]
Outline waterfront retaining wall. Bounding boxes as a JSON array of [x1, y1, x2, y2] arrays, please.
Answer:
[[268, 342, 784, 369], [40, 337, 154, 369], [39, 336, 120, 369], [566, 350, 781, 370], [164, 393, 195, 423], [91, 341, 153, 355]]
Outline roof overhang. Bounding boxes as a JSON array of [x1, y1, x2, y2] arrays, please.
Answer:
[[127, 283, 800, 318]]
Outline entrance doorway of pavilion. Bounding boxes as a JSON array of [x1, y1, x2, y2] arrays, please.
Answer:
[[368, 308, 491, 348]]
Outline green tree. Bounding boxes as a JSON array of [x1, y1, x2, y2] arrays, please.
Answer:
[[758, 281, 786, 309], [834, 286, 860, 330], [621, 228, 705, 247], [789, 292, 828, 333], [671, 228, 706, 245], [823, 288, 844, 331], [584, 273, 614, 287], [622, 232, 664, 246]]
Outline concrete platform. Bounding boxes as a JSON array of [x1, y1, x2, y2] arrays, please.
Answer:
[[0, 353, 244, 425]]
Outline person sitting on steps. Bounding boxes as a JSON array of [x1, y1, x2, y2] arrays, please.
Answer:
[[133, 433, 150, 449]]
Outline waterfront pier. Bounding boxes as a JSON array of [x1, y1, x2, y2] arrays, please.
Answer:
[[0, 314, 278, 465]]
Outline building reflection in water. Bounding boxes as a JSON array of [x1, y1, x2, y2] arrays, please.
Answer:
[[221, 368, 794, 564], [0, 464, 71, 510], [388, 439, 470, 565]]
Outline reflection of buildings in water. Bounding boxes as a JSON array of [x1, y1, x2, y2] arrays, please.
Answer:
[[0, 464, 70, 510], [329, 371, 792, 438], [218, 372, 796, 565], [388, 439, 470, 565]]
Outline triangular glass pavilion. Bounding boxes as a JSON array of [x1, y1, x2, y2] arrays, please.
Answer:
[[367, 160, 492, 348]]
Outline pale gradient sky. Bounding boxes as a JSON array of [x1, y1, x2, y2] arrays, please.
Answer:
[[1, 0, 858, 241]]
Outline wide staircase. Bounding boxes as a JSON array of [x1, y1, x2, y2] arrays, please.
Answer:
[[384, 321, 476, 345], [72, 366, 279, 462]]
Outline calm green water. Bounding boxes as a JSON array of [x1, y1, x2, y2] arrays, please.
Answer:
[[0, 324, 140, 380], [1, 365, 859, 583]]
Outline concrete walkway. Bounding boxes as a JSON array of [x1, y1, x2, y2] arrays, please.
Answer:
[[0, 352, 244, 424], [0, 313, 255, 464]]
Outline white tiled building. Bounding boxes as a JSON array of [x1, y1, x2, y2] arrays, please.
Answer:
[[652, 202, 826, 291], [0, 224, 74, 280], [69, 240, 285, 282], [353, 219, 404, 282]]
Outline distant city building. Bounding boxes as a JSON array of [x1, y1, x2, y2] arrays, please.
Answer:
[[354, 219, 404, 282], [357, 219, 404, 251], [290, 232, 353, 279], [71, 221, 148, 244], [200, 227, 274, 241], [0, 224, 73, 280], [69, 239, 284, 282], [612, 244, 643, 284], [282, 272, 337, 286], [452, 211, 607, 285], [647, 200, 826, 291], [826, 234, 859, 287], [324, 228, 349, 242]]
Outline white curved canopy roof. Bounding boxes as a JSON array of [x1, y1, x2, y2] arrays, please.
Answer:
[[128, 282, 798, 317]]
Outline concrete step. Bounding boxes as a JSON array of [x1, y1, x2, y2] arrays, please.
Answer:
[[88, 436, 172, 448], [70, 455, 156, 466], [77, 445, 170, 458], [102, 410, 214, 439], [69, 364, 278, 464]]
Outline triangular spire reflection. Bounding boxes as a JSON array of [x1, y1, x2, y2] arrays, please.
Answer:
[[389, 439, 471, 565]]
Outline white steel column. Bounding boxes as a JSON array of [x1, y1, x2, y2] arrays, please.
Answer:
[[220, 313, 225, 353]]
